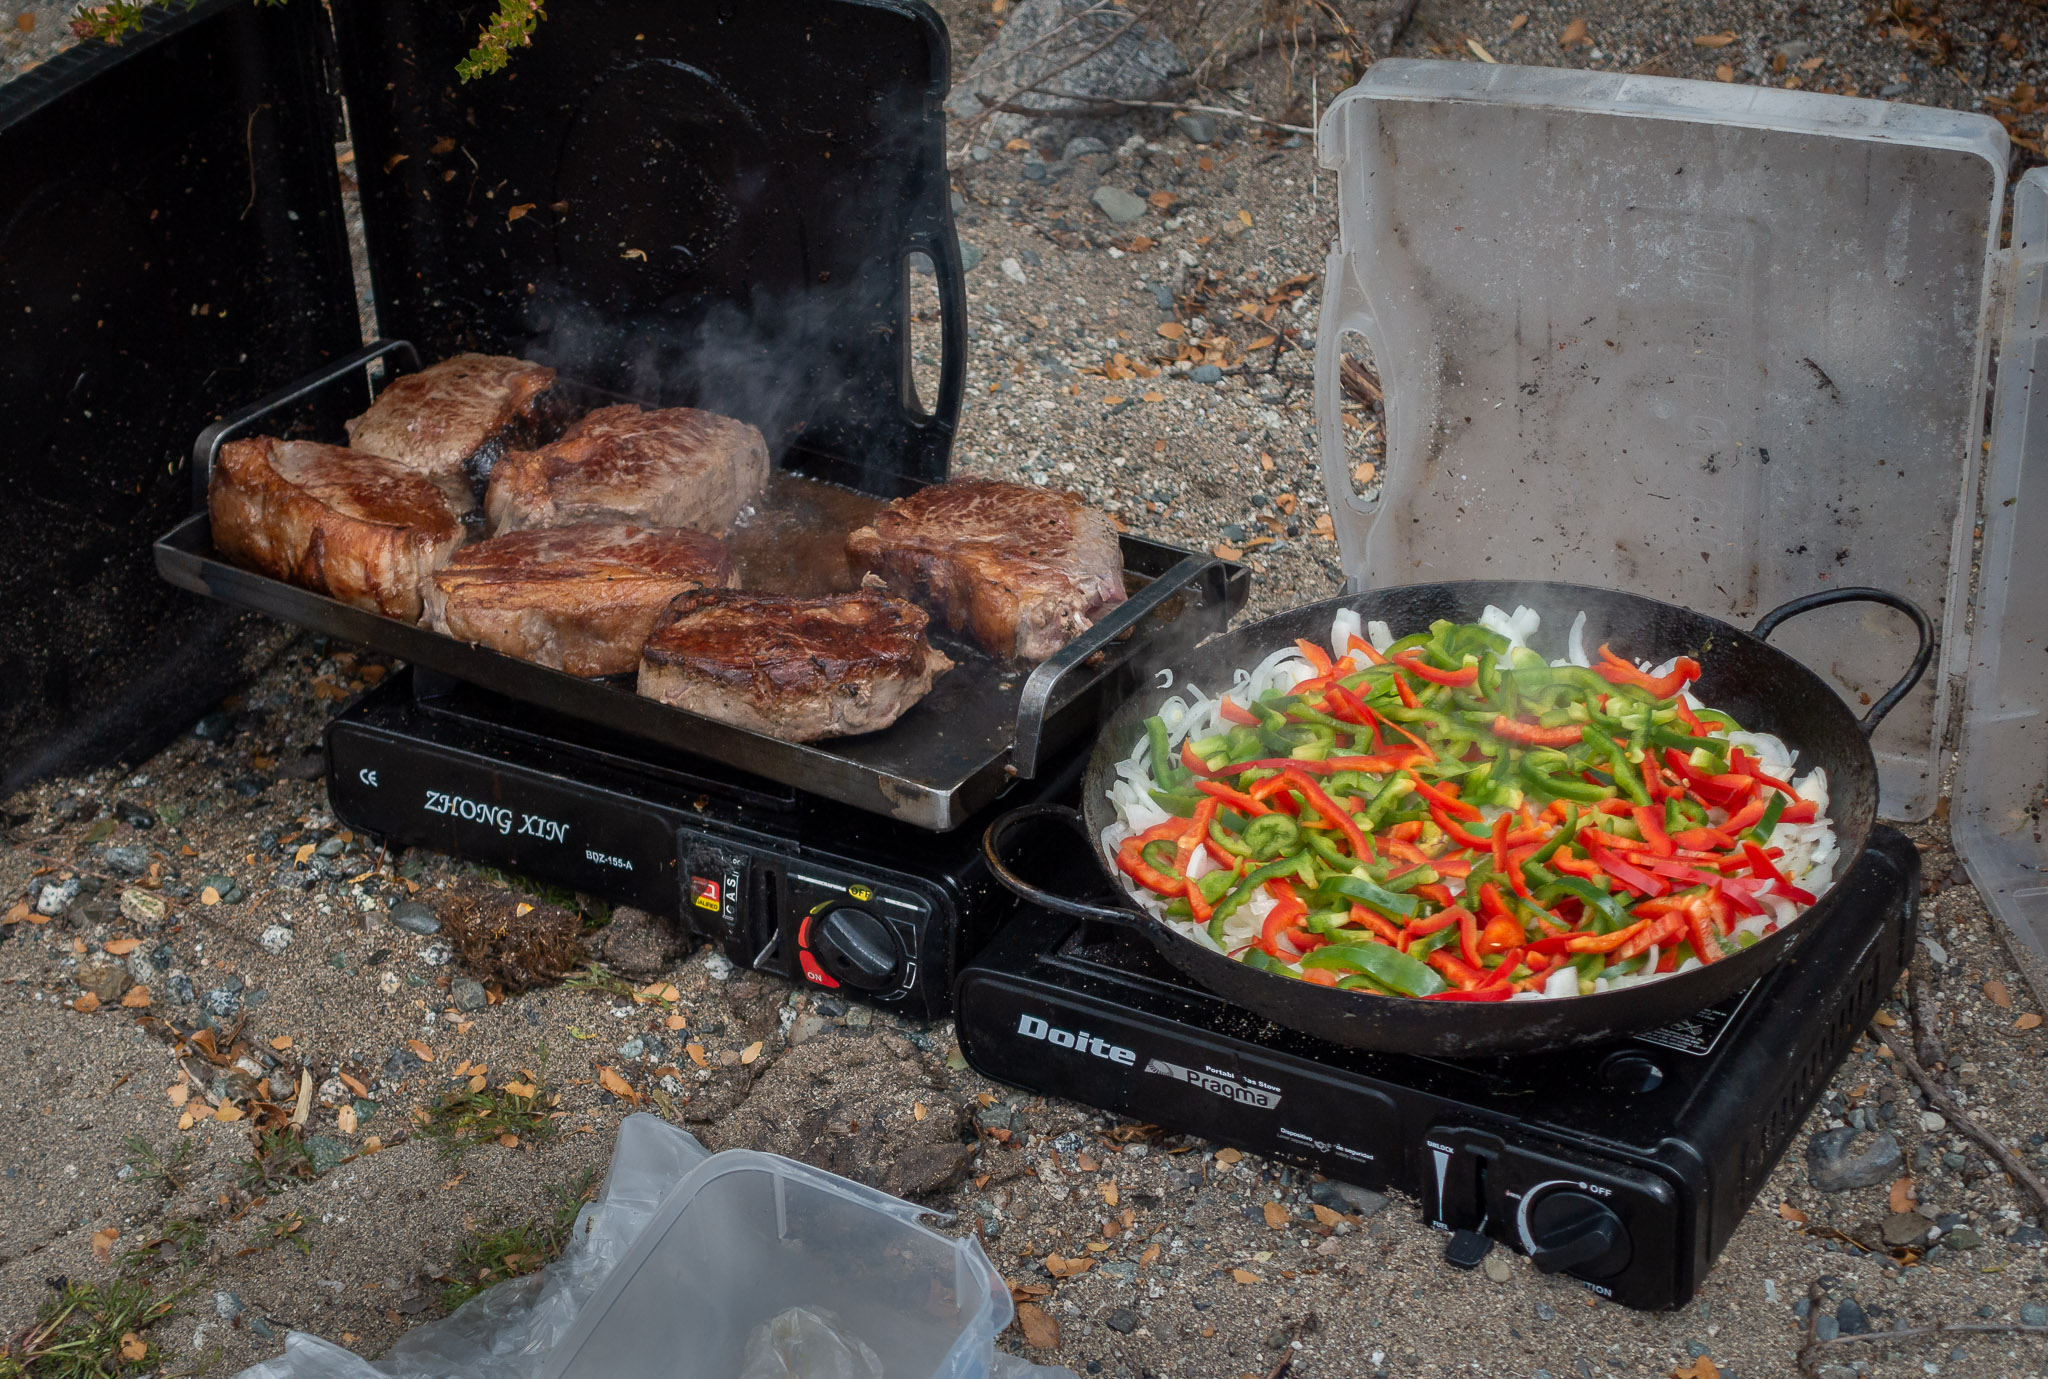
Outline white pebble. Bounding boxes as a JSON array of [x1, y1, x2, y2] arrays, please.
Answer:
[[1001, 257, 1027, 284], [259, 924, 294, 954], [1921, 1112, 1946, 1133]]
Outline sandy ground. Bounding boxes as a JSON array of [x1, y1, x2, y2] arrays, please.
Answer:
[[4, 2, 2048, 1378]]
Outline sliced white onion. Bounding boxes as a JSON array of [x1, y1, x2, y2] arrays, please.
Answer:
[[1367, 619, 1394, 652], [1330, 608, 1363, 660]]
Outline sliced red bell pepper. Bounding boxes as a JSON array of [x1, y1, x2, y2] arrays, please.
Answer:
[[1404, 906, 1467, 937], [1258, 880, 1309, 958], [1778, 799, 1819, 824], [1427, 949, 1491, 991], [1371, 713, 1438, 761], [1181, 739, 1216, 777], [1349, 903, 1407, 946], [1393, 650, 1481, 688], [1430, 804, 1494, 852], [1194, 779, 1271, 815], [1295, 638, 1336, 677], [1429, 855, 1474, 878], [1549, 849, 1602, 878], [1593, 645, 1701, 699], [1116, 821, 1189, 895], [1617, 911, 1686, 960], [1425, 985, 1515, 1002], [1566, 919, 1649, 953], [1299, 966, 1341, 987], [1393, 672, 1421, 709], [1320, 683, 1375, 727], [1673, 697, 1707, 735], [1490, 716, 1584, 748], [1281, 767, 1376, 861], [1408, 773, 1482, 821], [1582, 837, 1669, 897], [1413, 882, 1457, 908], [1457, 907, 1484, 968], [1346, 633, 1387, 666], [1478, 912, 1525, 954], [1325, 753, 1429, 773], [1720, 797, 1768, 833], [1218, 695, 1260, 726], [1670, 826, 1737, 851], [1630, 806, 1676, 858], [1490, 812, 1512, 876]]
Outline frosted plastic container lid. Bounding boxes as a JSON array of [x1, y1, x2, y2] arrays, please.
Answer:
[[1313, 60, 2008, 820]]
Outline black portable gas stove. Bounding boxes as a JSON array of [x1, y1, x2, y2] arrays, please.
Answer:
[[955, 827, 1919, 1312]]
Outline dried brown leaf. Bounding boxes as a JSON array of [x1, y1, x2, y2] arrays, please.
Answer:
[[1016, 1302, 1060, 1349], [1559, 18, 1589, 46], [1985, 979, 2013, 1009]]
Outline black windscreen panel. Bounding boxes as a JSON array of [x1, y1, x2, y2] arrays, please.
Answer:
[[0, 0, 362, 793], [329, 0, 964, 493]]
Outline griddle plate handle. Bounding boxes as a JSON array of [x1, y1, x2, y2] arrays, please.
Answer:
[[190, 338, 422, 503], [1752, 586, 1935, 737], [983, 803, 1151, 928], [1011, 553, 1221, 779]]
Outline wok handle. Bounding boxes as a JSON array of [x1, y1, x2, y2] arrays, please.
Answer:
[[1752, 587, 1934, 736], [1012, 553, 1220, 778], [983, 803, 1153, 928], [191, 338, 422, 505]]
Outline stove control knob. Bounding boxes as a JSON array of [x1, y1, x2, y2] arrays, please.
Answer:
[[808, 907, 903, 991], [1523, 1190, 1629, 1279]]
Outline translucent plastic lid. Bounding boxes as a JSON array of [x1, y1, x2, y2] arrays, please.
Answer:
[[1313, 61, 2008, 820], [1954, 167, 2048, 990]]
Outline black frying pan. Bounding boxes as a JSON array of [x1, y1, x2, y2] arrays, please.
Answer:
[[985, 582, 1931, 1057]]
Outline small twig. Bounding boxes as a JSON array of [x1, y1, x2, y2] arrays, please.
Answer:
[[1868, 1020, 2048, 1219], [1907, 951, 1946, 1071], [240, 106, 265, 220], [1799, 1319, 2048, 1371], [1011, 88, 1315, 134], [1377, 0, 1422, 55], [1798, 1281, 1825, 1377]]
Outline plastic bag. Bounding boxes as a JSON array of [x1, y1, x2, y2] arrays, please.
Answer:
[[736, 1308, 883, 1379], [233, 1115, 1077, 1379]]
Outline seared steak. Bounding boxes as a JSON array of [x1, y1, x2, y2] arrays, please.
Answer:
[[485, 404, 768, 537], [344, 353, 558, 510], [209, 437, 466, 622], [424, 524, 736, 677], [638, 589, 952, 741], [845, 478, 1127, 662]]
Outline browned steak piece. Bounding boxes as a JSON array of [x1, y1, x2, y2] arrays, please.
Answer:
[[423, 524, 735, 677], [343, 353, 558, 510], [638, 590, 952, 742], [845, 477, 1127, 662], [209, 437, 466, 622], [485, 404, 768, 537]]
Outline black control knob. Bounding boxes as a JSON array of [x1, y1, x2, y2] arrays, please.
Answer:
[[808, 907, 903, 991], [1524, 1191, 1629, 1278]]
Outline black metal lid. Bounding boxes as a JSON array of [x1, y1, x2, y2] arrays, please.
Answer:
[[330, 0, 965, 489], [0, 0, 363, 792]]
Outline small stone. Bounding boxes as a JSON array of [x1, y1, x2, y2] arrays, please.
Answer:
[[1173, 113, 1217, 144], [2021, 1302, 2048, 1327], [1807, 1129, 1903, 1191], [198, 874, 244, 904], [1482, 1253, 1512, 1283], [36, 880, 78, 916], [247, 1316, 276, 1341], [280, 752, 326, 781], [451, 978, 488, 1013], [1091, 186, 1150, 224], [214, 1290, 243, 1319], [1105, 1308, 1138, 1334], [128, 942, 174, 986], [203, 980, 244, 1018], [192, 712, 235, 740], [617, 1036, 646, 1059], [383, 1045, 425, 1080], [1189, 364, 1224, 383], [1310, 1180, 1388, 1217], [1814, 1314, 1840, 1342], [258, 924, 294, 954], [229, 776, 269, 798], [114, 800, 157, 830], [305, 1136, 348, 1175], [1881, 1212, 1931, 1248], [1020, 161, 1047, 182], [960, 243, 985, 272], [1836, 1297, 1870, 1335], [167, 972, 196, 1004], [103, 845, 150, 877], [1220, 523, 1247, 542], [1002, 256, 1028, 283], [419, 941, 453, 967], [389, 900, 440, 935], [1535, 1302, 1557, 1321], [1687, 1342, 1711, 1358], [1941, 1227, 1982, 1251], [77, 963, 129, 1005], [1063, 135, 1109, 161], [1937, 1213, 1966, 1230], [1919, 1112, 1946, 1133], [2008, 1225, 2045, 1246], [1942, 1151, 1967, 1171], [787, 1014, 830, 1046]]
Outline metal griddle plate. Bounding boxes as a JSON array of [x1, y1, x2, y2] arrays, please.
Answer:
[[154, 345, 1246, 831]]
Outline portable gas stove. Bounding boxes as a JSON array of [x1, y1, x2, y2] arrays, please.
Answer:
[[956, 827, 1919, 1312]]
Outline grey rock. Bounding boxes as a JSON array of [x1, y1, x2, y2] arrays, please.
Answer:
[[595, 905, 687, 979], [960, 243, 985, 272], [198, 874, 245, 904], [114, 800, 156, 830], [1173, 113, 1217, 144], [229, 775, 269, 798], [384, 1045, 425, 1080], [280, 752, 327, 781], [1309, 1180, 1387, 1217], [2022, 1302, 2048, 1327], [1220, 524, 1247, 542], [2009, 1225, 2046, 1246], [316, 835, 349, 858], [203, 981, 244, 1019], [1836, 1297, 1869, 1335], [617, 1036, 646, 1060], [214, 1290, 243, 1320], [1941, 1227, 1982, 1251], [36, 879, 78, 916], [1482, 1253, 1512, 1283], [943, 0, 1188, 142], [103, 844, 150, 877], [192, 712, 236, 741], [1882, 1213, 1931, 1248], [1942, 1151, 1968, 1171], [128, 942, 174, 986], [1813, 1314, 1840, 1342], [305, 1136, 348, 1175], [1153, 283, 1175, 310], [77, 962, 129, 1004], [787, 1014, 830, 1046], [1091, 186, 1150, 224], [1686, 1342, 1711, 1358], [1189, 364, 1224, 383], [1063, 135, 1110, 161], [248, 1316, 276, 1341], [167, 972, 196, 1005], [1807, 1128, 1903, 1191], [259, 924, 294, 955], [419, 941, 453, 967], [1020, 160, 1047, 182], [1105, 1307, 1139, 1334], [1936, 1212, 1966, 1230], [451, 978, 488, 1013], [1535, 1302, 1557, 1322], [390, 900, 440, 935]]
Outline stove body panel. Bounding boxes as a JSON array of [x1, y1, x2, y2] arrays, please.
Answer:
[[956, 827, 1918, 1311]]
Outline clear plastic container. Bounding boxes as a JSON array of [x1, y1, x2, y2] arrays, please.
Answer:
[[538, 1141, 1015, 1379]]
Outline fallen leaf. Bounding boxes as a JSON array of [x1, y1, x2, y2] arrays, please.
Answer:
[[1872, 1009, 1897, 1026], [1231, 1267, 1259, 1284], [1086, 1239, 1111, 1252], [1147, 190, 1176, 209], [1213, 542, 1244, 560], [92, 1228, 118, 1261], [1313, 513, 1336, 540], [1672, 1358, 1720, 1379], [664, 1013, 688, 1030], [1238, 210, 1252, 226], [121, 986, 150, 1008], [1043, 1253, 1093, 1278], [2017, 1013, 2042, 1030], [1099, 1181, 1119, 1206], [295, 843, 316, 865], [1467, 37, 1498, 63], [912, 1101, 928, 1122], [1985, 979, 2013, 1009], [200, 886, 221, 906], [1262, 1200, 1288, 1230], [740, 1041, 763, 1065], [1004, 137, 1030, 152], [104, 938, 140, 955], [507, 203, 535, 221], [2, 900, 29, 924], [1560, 17, 1589, 46], [270, 1034, 293, 1051], [1016, 1302, 1060, 1349], [119, 1333, 147, 1362], [687, 1043, 708, 1068], [1715, 64, 1735, 82], [598, 1066, 641, 1104], [1139, 1242, 1160, 1266], [1890, 1176, 1916, 1213], [1101, 395, 1126, 406], [72, 992, 100, 1014], [621, 248, 646, 260], [430, 135, 456, 154], [1141, 390, 1165, 402], [1693, 30, 1737, 47], [337, 1104, 358, 1134], [339, 1072, 370, 1098], [1312, 1204, 1344, 1227], [215, 1101, 243, 1122], [1246, 334, 1277, 351], [1778, 1202, 1808, 1223], [1510, 12, 1529, 30], [502, 1081, 537, 1098], [177, 1111, 195, 1130], [363, 1136, 382, 1153], [383, 153, 408, 172], [1215, 1147, 1242, 1165], [168, 1083, 189, 1107], [1799, 55, 1825, 71], [407, 1039, 435, 1063], [1156, 322, 1186, 340]]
